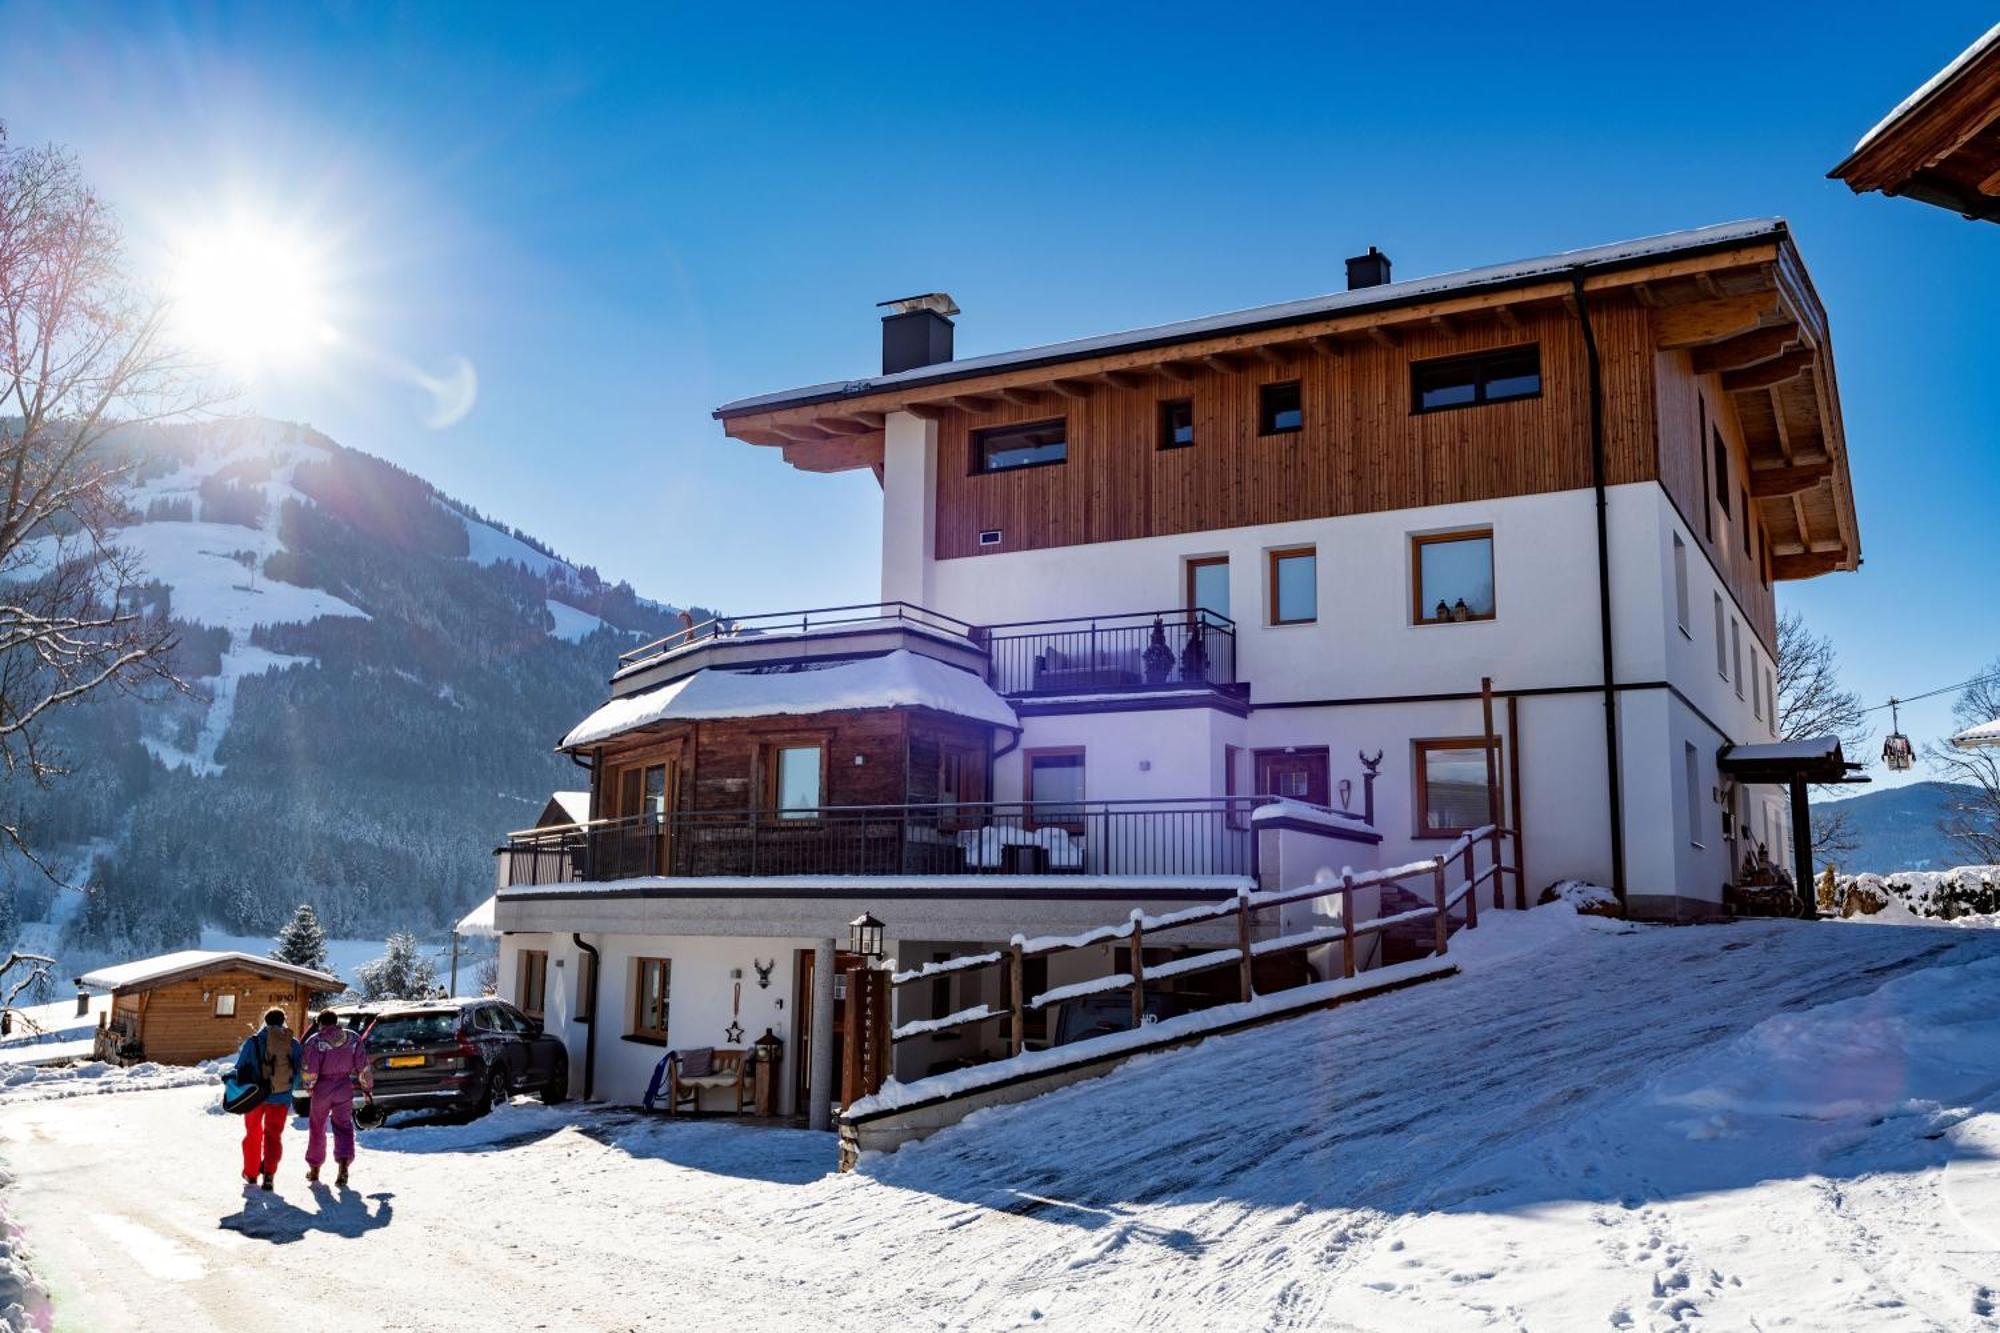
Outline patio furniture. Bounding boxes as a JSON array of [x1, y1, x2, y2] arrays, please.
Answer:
[[666, 1047, 752, 1114]]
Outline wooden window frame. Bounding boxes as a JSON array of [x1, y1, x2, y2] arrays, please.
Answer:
[[1414, 736, 1503, 840], [1185, 555, 1229, 620], [1409, 344, 1542, 415], [517, 949, 548, 1022], [1266, 545, 1318, 626], [1410, 529, 1496, 626], [630, 956, 670, 1044], [214, 992, 237, 1018], [1157, 397, 1194, 450], [1257, 380, 1303, 437], [1023, 746, 1087, 833], [971, 417, 1068, 475], [760, 735, 831, 820]]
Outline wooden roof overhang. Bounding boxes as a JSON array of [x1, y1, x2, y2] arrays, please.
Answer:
[[1829, 23, 2000, 223], [716, 224, 1859, 579]]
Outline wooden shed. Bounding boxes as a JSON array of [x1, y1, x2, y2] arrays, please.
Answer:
[[78, 951, 345, 1066]]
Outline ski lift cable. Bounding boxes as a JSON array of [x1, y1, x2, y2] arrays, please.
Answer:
[[1859, 667, 2000, 715]]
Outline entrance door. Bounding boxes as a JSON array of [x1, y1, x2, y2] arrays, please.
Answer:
[[612, 758, 676, 876], [793, 948, 864, 1113], [1255, 747, 1330, 806]]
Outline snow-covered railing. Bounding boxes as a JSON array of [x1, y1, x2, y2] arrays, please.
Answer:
[[617, 600, 980, 668], [886, 824, 1518, 1049]]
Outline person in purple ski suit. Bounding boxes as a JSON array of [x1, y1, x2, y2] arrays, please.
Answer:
[[301, 1008, 373, 1186]]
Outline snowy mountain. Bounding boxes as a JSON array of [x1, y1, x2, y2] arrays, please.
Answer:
[[1810, 780, 1982, 874], [1, 417, 709, 968]]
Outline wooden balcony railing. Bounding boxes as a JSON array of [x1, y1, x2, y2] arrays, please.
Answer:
[[499, 798, 1262, 886]]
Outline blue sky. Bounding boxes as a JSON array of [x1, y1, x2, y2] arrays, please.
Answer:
[[2, 1, 1994, 778]]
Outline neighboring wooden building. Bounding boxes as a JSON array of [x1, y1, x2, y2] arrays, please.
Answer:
[[79, 951, 344, 1066], [1830, 22, 2000, 222]]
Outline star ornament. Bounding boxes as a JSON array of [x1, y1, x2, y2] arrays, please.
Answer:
[[724, 1021, 744, 1044]]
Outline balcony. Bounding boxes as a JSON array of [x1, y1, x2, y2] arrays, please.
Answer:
[[611, 602, 989, 694], [499, 799, 1258, 887], [985, 608, 1238, 697]]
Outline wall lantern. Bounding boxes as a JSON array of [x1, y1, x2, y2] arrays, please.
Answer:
[[849, 912, 886, 960]]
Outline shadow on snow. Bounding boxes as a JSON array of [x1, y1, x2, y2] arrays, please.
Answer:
[[220, 1184, 394, 1244]]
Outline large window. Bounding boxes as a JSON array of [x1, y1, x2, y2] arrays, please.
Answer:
[[1412, 530, 1495, 624], [617, 762, 669, 821], [1158, 398, 1194, 450], [517, 949, 548, 1022], [768, 743, 824, 819], [1672, 532, 1691, 635], [1025, 748, 1086, 831], [1411, 345, 1541, 413], [1258, 381, 1302, 435], [974, 418, 1067, 473], [1267, 546, 1317, 625], [1415, 738, 1501, 838], [1186, 556, 1230, 619], [631, 957, 670, 1042]]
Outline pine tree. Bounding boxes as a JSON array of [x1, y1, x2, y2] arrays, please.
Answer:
[[355, 932, 439, 1001], [271, 902, 330, 973]]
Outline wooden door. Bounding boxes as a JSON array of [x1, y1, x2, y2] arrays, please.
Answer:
[[793, 948, 864, 1112], [1255, 747, 1331, 806]]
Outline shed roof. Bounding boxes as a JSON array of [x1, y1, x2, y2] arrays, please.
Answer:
[[1716, 736, 1864, 785], [1952, 716, 2000, 750], [561, 649, 1020, 750], [76, 950, 344, 995]]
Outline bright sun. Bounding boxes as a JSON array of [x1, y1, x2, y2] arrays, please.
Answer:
[[172, 220, 331, 373]]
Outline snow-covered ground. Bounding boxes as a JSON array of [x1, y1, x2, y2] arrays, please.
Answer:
[[2, 910, 1997, 1331]]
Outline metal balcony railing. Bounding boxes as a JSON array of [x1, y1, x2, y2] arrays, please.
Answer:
[[983, 608, 1237, 696]]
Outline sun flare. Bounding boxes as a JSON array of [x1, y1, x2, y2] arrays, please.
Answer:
[[171, 219, 331, 373]]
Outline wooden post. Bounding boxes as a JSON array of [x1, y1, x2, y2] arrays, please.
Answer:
[[1128, 911, 1146, 1030], [1008, 940, 1026, 1058], [1432, 859, 1449, 956], [1235, 889, 1254, 1002], [1481, 676, 1502, 835], [1461, 839, 1478, 929], [1339, 873, 1356, 979], [1507, 694, 1526, 909]]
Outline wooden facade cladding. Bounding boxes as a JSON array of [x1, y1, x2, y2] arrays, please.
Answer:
[[110, 971, 319, 1065], [589, 707, 994, 819], [1828, 27, 2000, 224], [924, 302, 1656, 561]]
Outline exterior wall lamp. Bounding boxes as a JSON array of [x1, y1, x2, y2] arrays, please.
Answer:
[[849, 912, 886, 960]]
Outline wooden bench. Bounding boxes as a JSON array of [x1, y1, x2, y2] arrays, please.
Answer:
[[666, 1047, 752, 1114]]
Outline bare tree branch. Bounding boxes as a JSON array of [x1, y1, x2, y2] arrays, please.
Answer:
[[1775, 609, 1871, 860], [1928, 661, 2000, 865]]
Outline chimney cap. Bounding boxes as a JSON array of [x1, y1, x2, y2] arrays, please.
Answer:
[[877, 292, 960, 318]]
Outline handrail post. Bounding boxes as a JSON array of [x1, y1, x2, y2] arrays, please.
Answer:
[[1432, 858, 1449, 956], [1492, 830, 1504, 911], [1008, 939, 1026, 1058], [1128, 910, 1146, 1030], [1462, 838, 1478, 930], [1235, 888, 1254, 1002], [1339, 873, 1356, 979]]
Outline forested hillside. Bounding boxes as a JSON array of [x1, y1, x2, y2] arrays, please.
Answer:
[[1, 418, 707, 959]]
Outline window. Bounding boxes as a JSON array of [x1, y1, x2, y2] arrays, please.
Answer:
[[1672, 533, 1691, 635], [1258, 380, 1302, 435], [1411, 345, 1541, 413], [1186, 556, 1230, 619], [1752, 650, 1763, 720], [1713, 594, 1727, 677], [1415, 738, 1502, 838], [1731, 618, 1743, 697], [575, 949, 596, 1024], [631, 957, 670, 1042], [1025, 748, 1086, 831], [517, 949, 548, 1021], [1224, 743, 1249, 830], [214, 992, 237, 1018], [1685, 742, 1704, 848], [768, 743, 824, 819], [1157, 398, 1194, 449], [1713, 430, 1731, 519], [1766, 667, 1778, 730], [1699, 399, 1714, 541], [1412, 530, 1495, 624], [1267, 546, 1317, 625], [617, 762, 668, 821], [974, 418, 1066, 473]]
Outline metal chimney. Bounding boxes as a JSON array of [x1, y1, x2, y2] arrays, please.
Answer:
[[878, 293, 959, 374], [1346, 247, 1392, 290]]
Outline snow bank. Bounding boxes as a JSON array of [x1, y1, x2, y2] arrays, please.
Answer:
[[563, 649, 1019, 748], [0, 1057, 224, 1105], [1827, 864, 2000, 922], [0, 1173, 47, 1333]]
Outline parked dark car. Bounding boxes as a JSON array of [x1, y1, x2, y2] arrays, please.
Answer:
[[305, 998, 568, 1123], [1051, 992, 1188, 1047], [291, 1006, 376, 1116]]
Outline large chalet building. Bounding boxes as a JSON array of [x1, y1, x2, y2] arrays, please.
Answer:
[[490, 219, 1861, 1120]]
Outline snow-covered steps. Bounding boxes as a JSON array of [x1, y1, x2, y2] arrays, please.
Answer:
[[838, 956, 1457, 1169]]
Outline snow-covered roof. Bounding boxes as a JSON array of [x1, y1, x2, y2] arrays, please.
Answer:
[[562, 649, 1020, 749], [1725, 736, 1842, 764], [1951, 716, 2000, 750], [77, 950, 342, 994], [1851, 22, 2000, 153], [548, 791, 591, 824], [455, 895, 499, 939], [715, 220, 1787, 418]]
